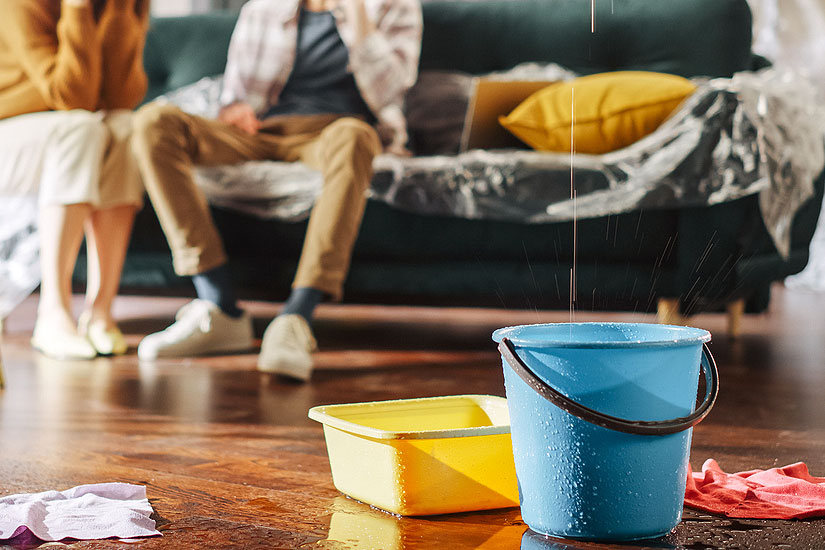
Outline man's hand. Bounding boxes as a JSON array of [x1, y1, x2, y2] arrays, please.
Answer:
[[340, 0, 375, 44], [218, 102, 261, 135], [64, 0, 92, 7]]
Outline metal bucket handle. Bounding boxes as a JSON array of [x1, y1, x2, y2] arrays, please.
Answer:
[[498, 337, 719, 436]]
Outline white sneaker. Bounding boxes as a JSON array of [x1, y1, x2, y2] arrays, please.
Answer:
[[31, 317, 97, 360], [137, 299, 253, 360], [257, 314, 317, 381], [78, 311, 128, 356]]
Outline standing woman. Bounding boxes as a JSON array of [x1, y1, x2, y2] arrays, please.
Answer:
[[0, 0, 149, 359]]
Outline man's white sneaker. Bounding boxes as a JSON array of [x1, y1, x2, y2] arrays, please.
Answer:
[[137, 299, 253, 360], [257, 314, 317, 381]]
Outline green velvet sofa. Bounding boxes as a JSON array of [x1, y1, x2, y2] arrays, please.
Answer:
[[119, 0, 824, 332]]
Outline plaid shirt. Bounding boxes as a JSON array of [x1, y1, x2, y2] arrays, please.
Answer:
[[220, 0, 422, 152]]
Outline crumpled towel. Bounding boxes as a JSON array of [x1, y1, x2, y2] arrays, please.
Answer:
[[0, 483, 161, 541], [685, 459, 825, 519]]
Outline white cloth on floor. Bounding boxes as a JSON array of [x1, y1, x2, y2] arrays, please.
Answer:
[[0, 483, 161, 541]]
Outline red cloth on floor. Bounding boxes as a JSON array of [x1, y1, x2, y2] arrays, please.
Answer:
[[685, 459, 825, 519]]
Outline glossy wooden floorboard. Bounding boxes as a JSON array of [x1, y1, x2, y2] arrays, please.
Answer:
[[1, 284, 824, 549]]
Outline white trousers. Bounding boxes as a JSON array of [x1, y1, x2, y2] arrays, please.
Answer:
[[0, 109, 143, 317], [0, 109, 143, 208]]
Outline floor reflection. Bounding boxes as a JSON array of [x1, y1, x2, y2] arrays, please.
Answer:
[[0, 528, 70, 550], [520, 528, 682, 550], [317, 496, 527, 549]]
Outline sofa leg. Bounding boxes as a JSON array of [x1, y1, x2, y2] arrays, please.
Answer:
[[657, 298, 689, 326], [726, 298, 745, 339]]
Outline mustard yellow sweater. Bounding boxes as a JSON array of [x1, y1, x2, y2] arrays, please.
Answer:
[[0, 0, 149, 120]]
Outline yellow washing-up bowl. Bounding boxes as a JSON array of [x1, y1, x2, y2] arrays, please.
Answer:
[[308, 394, 520, 516]]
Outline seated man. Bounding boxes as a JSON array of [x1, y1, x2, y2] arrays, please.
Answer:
[[132, 0, 422, 381]]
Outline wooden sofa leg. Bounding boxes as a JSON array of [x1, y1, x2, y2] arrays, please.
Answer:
[[726, 298, 745, 339], [657, 298, 689, 326]]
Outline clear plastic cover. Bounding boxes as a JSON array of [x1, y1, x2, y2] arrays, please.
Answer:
[[0, 197, 41, 317]]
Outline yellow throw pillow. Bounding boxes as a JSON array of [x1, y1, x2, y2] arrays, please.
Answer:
[[499, 71, 696, 154]]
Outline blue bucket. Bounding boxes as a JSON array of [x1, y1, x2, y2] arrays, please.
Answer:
[[492, 322, 718, 541]]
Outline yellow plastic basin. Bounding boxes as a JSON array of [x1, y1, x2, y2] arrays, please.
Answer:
[[308, 394, 519, 516]]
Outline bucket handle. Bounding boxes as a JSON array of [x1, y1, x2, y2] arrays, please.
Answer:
[[498, 337, 719, 436]]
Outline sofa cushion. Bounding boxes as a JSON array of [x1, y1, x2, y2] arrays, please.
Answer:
[[499, 71, 696, 154]]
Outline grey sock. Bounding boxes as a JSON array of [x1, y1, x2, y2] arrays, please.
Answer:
[[191, 264, 243, 318], [280, 287, 323, 323]]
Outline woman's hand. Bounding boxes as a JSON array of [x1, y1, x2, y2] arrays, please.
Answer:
[[218, 102, 261, 135], [101, 0, 150, 17], [134, 0, 150, 19], [306, 0, 375, 43]]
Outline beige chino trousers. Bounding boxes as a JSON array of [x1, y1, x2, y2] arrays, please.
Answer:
[[131, 103, 382, 301]]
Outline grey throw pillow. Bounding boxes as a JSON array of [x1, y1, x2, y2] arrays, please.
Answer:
[[404, 70, 474, 156]]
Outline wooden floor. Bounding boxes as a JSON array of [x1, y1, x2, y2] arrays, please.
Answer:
[[1, 283, 825, 549]]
